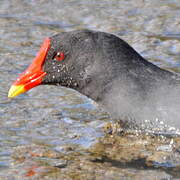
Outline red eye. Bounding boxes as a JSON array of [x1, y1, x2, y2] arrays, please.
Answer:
[[55, 52, 65, 61]]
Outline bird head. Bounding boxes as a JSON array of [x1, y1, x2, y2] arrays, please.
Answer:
[[8, 30, 99, 98]]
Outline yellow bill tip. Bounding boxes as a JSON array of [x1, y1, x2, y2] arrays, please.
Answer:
[[8, 85, 26, 98]]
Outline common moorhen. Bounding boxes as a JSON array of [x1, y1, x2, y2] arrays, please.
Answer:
[[8, 30, 180, 122]]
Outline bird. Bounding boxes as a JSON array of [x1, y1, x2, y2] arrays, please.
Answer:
[[8, 30, 180, 126]]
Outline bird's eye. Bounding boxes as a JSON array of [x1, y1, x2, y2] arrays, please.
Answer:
[[54, 52, 65, 61]]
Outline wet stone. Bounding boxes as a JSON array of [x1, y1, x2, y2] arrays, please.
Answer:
[[7, 126, 180, 179]]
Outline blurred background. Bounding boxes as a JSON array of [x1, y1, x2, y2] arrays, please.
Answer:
[[0, 0, 180, 179]]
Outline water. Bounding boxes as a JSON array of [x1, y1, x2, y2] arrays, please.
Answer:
[[0, 0, 180, 179]]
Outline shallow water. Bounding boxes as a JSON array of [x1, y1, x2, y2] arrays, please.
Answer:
[[0, 0, 180, 179]]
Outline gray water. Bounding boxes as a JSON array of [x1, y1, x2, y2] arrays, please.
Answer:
[[0, 0, 180, 179]]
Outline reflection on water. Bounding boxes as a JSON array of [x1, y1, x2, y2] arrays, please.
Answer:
[[0, 0, 180, 179]]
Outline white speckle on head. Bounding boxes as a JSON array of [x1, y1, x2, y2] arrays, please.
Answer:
[[84, 38, 90, 42], [52, 75, 55, 79], [53, 66, 56, 69], [58, 69, 60, 72]]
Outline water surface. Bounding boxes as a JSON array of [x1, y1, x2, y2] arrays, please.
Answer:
[[0, 0, 180, 179]]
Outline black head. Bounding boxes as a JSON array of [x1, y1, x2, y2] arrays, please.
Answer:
[[41, 29, 121, 101], [9, 29, 119, 100], [42, 30, 100, 90]]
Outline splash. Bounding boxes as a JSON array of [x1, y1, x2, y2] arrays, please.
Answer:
[[103, 79, 180, 135]]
